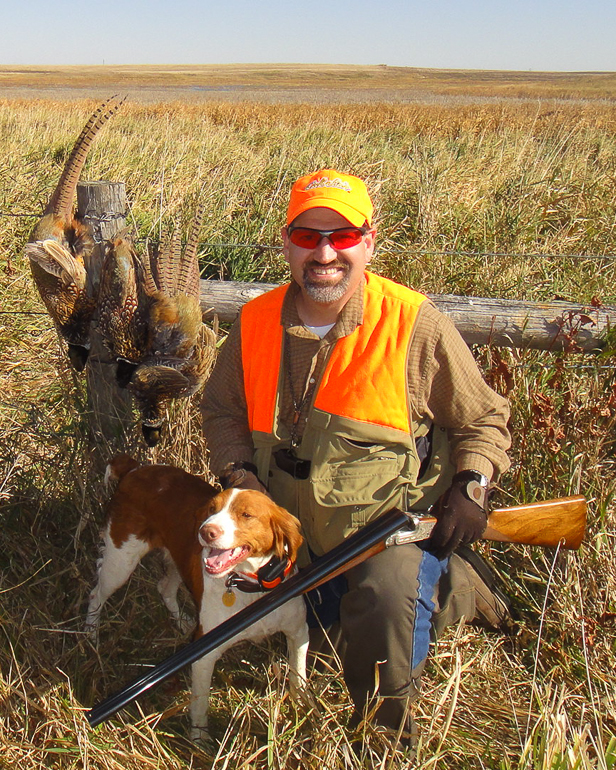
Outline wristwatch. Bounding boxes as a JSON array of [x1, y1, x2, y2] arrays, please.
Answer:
[[219, 461, 261, 489], [452, 470, 490, 509]]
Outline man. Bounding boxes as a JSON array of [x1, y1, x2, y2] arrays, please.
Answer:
[[201, 169, 512, 748]]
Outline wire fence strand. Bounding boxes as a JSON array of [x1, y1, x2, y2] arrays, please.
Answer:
[[2, 209, 616, 261]]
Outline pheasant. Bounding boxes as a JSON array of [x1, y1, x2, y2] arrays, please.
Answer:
[[99, 204, 216, 446], [24, 97, 122, 371], [97, 232, 152, 388]]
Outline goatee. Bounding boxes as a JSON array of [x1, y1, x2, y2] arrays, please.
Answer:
[[303, 264, 350, 304]]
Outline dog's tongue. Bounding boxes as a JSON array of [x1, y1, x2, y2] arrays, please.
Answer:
[[204, 547, 243, 574]]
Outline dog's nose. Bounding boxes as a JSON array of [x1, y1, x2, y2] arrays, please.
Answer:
[[200, 522, 223, 544]]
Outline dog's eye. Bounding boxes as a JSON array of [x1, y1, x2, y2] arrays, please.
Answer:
[[241, 512, 253, 519]]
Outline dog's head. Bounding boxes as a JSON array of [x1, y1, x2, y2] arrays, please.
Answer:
[[198, 488, 303, 577]]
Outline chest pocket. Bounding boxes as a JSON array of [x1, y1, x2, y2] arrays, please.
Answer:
[[309, 433, 414, 508]]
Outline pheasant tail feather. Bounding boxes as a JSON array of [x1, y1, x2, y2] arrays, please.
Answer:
[[178, 201, 206, 300], [46, 96, 124, 218]]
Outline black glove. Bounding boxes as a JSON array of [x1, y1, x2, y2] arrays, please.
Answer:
[[219, 461, 269, 495], [428, 471, 489, 559]]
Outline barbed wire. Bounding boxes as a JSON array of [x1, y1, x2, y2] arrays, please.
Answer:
[[2, 209, 615, 262], [0, 211, 40, 218], [200, 243, 616, 261], [0, 310, 47, 316]]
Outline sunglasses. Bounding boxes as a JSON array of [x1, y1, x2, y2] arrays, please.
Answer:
[[287, 225, 368, 250]]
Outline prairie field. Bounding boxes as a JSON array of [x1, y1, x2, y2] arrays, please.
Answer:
[[1, 73, 616, 769], [1, 63, 616, 103]]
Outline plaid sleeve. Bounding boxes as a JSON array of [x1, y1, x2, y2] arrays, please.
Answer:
[[200, 319, 255, 476], [409, 302, 511, 480]]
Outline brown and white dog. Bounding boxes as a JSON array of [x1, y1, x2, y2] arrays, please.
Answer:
[[86, 454, 309, 739]]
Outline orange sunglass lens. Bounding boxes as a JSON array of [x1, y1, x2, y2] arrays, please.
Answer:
[[289, 228, 364, 250]]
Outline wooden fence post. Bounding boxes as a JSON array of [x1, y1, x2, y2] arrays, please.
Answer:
[[77, 181, 134, 462]]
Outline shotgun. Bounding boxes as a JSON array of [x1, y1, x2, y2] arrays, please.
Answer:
[[86, 494, 586, 728]]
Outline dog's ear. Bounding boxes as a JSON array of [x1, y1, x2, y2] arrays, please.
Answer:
[[270, 505, 303, 562]]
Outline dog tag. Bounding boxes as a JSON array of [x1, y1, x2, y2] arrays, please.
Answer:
[[222, 589, 236, 607]]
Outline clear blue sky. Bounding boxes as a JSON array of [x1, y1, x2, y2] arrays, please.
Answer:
[[2, 0, 613, 72]]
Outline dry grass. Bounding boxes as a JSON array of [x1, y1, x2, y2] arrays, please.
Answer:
[[1, 95, 616, 768]]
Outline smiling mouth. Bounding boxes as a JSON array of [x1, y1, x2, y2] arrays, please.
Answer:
[[203, 545, 251, 575], [305, 264, 347, 281]]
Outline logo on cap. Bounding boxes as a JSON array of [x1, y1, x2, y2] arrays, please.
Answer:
[[304, 177, 352, 192]]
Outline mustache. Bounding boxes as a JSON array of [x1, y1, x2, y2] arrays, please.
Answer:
[[304, 261, 348, 271]]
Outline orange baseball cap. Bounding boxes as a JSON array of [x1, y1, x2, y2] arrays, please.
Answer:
[[286, 169, 374, 227]]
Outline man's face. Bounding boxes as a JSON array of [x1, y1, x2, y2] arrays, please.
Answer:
[[281, 208, 376, 306]]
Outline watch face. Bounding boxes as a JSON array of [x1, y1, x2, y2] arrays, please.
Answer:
[[454, 470, 489, 508], [466, 479, 487, 508]]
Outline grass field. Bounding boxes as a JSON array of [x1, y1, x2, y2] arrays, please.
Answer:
[[1, 70, 616, 768]]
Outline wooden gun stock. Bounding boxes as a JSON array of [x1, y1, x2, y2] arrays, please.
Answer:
[[483, 494, 587, 549], [406, 495, 587, 551]]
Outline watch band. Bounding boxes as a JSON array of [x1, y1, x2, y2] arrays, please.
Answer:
[[219, 461, 260, 489], [452, 470, 489, 509]]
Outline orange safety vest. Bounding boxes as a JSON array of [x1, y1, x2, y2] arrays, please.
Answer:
[[240, 271, 427, 438], [240, 272, 454, 554]]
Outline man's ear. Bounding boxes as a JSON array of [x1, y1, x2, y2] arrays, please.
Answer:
[[281, 225, 290, 263], [364, 227, 377, 264]]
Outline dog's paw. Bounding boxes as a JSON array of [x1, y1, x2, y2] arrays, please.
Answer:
[[190, 724, 215, 747], [290, 681, 316, 712], [176, 613, 196, 635], [83, 618, 100, 645]]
